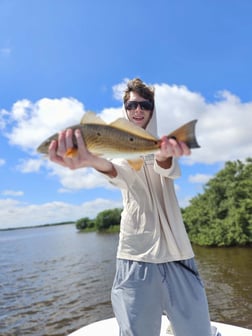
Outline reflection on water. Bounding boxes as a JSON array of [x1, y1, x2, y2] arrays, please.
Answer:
[[194, 245, 252, 328], [0, 225, 251, 336]]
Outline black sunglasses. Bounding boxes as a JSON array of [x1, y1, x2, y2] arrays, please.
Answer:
[[125, 100, 153, 111]]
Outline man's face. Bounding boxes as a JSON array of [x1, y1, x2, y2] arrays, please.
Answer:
[[125, 92, 153, 129]]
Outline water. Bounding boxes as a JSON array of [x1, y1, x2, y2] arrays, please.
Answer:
[[0, 225, 251, 335]]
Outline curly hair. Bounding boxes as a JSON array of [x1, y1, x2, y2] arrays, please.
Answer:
[[123, 78, 155, 110]]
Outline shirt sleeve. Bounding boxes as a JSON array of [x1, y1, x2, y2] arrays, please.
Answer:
[[153, 157, 181, 179], [104, 159, 136, 189]]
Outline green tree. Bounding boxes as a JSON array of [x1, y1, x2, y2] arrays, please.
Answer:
[[183, 158, 252, 246], [95, 208, 122, 232], [76, 217, 95, 231]]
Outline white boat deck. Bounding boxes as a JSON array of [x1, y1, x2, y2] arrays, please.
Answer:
[[68, 316, 252, 336]]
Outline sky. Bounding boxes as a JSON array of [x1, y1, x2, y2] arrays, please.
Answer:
[[0, 0, 252, 229]]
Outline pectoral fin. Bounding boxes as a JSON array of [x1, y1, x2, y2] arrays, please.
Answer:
[[127, 158, 144, 171], [65, 147, 78, 158]]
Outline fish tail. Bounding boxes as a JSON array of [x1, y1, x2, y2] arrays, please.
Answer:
[[167, 120, 200, 149]]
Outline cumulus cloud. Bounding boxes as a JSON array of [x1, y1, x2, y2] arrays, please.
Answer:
[[0, 198, 122, 230], [188, 174, 213, 184], [113, 80, 252, 164], [1, 190, 24, 197], [112, 78, 129, 101], [17, 158, 43, 173], [0, 158, 5, 166], [48, 163, 114, 191], [1, 81, 251, 193], [1, 98, 85, 151], [1, 80, 251, 228], [154, 84, 252, 164]]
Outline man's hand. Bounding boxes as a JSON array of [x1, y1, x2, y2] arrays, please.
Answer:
[[155, 136, 191, 169], [48, 128, 117, 177], [48, 129, 94, 170]]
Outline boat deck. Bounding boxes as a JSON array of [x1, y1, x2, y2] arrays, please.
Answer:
[[68, 316, 252, 336]]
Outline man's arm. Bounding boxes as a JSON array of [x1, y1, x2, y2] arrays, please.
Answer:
[[48, 128, 117, 178]]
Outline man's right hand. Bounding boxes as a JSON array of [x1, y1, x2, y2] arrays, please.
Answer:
[[48, 128, 117, 177]]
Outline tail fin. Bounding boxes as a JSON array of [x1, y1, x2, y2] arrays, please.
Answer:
[[167, 120, 200, 149]]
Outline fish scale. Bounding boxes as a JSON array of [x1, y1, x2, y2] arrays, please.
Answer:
[[80, 124, 161, 158]]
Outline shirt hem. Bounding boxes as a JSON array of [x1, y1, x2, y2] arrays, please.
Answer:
[[116, 252, 195, 264]]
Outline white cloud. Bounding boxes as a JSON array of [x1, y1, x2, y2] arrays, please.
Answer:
[[1, 81, 252, 194], [189, 174, 213, 184], [154, 84, 252, 164], [0, 158, 5, 166], [0, 47, 11, 56], [17, 158, 43, 173], [174, 183, 180, 192], [49, 163, 114, 191], [112, 78, 129, 101], [178, 196, 193, 208], [1, 190, 24, 197], [0, 198, 122, 229], [99, 107, 122, 123], [0, 109, 9, 129], [1, 97, 85, 151]]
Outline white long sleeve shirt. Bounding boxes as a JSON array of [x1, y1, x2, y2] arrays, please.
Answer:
[[106, 155, 194, 263]]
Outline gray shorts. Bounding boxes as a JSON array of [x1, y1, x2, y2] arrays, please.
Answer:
[[111, 258, 212, 336]]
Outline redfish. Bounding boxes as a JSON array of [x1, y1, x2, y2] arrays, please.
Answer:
[[37, 111, 200, 170]]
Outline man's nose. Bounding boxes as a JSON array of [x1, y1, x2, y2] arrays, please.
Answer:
[[135, 104, 143, 112]]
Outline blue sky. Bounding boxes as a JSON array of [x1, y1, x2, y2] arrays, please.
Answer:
[[0, 0, 251, 229]]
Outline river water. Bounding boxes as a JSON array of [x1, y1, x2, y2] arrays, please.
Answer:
[[0, 224, 251, 335]]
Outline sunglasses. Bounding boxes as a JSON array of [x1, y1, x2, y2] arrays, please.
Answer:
[[125, 100, 153, 111]]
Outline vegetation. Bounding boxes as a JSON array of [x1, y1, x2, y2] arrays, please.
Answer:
[[76, 158, 252, 247], [76, 208, 122, 233], [76, 217, 95, 231], [182, 158, 252, 246]]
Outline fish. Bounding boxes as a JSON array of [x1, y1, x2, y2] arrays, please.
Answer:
[[37, 111, 200, 170]]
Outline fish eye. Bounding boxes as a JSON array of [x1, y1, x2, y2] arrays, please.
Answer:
[[129, 137, 134, 142]]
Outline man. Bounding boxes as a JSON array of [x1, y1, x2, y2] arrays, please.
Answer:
[[49, 78, 213, 336]]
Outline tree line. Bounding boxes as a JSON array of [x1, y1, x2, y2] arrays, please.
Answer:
[[76, 208, 122, 233], [182, 158, 252, 246], [76, 158, 252, 247]]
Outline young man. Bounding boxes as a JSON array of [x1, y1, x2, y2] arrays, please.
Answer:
[[48, 78, 213, 336]]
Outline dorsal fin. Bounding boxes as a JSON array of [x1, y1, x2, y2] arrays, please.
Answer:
[[80, 111, 107, 125], [110, 118, 158, 141]]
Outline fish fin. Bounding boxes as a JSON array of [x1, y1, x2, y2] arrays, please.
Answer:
[[65, 147, 78, 158], [110, 118, 158, 141], [167, 120, 200, 149], [80, 111, 107, 125], [127, 158, 144, 171]]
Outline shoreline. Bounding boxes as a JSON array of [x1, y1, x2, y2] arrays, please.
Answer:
[[0, 221, 75, 232]]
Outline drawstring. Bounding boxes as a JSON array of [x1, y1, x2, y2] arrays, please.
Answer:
[[158, 264, 167, 283], [158, 260, 198, 283], [174, 260, 198, 277]]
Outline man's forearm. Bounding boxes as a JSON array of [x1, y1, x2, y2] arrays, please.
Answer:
[[90, 156, 117, 178]]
